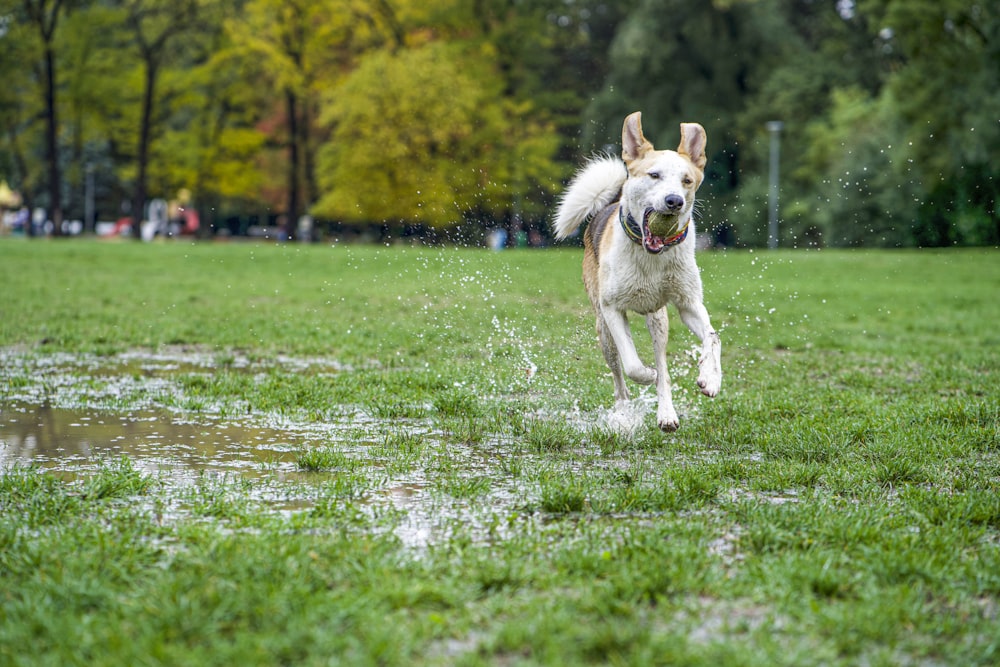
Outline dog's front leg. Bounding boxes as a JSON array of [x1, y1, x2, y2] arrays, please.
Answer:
[[600, 306, 657, 386], [646, 309, 679, 432], [678, 302, 722, 397]]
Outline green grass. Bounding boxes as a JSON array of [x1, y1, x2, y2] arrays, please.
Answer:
[[1, 238, 999, 665]]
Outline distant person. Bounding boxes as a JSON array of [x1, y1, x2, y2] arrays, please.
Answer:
[[488, 227, 507, 251]]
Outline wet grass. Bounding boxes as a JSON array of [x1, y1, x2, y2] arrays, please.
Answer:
[[1, 239, 999, 665]]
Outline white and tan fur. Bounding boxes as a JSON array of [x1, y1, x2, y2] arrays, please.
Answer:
[[554, 111, 721, 431]]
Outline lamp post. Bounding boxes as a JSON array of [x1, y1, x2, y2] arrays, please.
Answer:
[[766, 121, 783, 249]]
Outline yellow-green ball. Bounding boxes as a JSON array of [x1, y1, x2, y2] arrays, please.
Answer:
[[647, 212, 679, 238]]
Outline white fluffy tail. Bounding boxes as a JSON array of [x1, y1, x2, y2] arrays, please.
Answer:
[[552, 156, 626, 240]]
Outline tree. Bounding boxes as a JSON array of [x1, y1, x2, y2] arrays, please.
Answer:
[[118, 0, 201, 237], [581, 0, 998, 247], [154, 38, 269, 237], [857, 0, 999, 245], [736, 0, 892, 246], [312, 41, 560, 233], [224, 0, 399, 239], [311, 0, 622, 236], [109, 1, 268, 237], [0, 4, 44, 216], [467, 0, 636, 160], [797, 87, 923, 247], [60, 4, 131, 226], [3, 0, 994, 246], [18, 0, 75, 235], [756, 0, 998, 247], [583, 0, 795, 243]]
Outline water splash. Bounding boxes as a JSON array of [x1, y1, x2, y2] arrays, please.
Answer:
[[489, 315, 538, 382]]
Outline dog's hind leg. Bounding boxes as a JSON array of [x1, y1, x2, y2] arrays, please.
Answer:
[[646, 308, 679, 432], [677, 301, 722, 397], [596, 315, 630, 407]]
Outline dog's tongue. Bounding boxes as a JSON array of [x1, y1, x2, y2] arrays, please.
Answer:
[[643, 232, 666, 253]]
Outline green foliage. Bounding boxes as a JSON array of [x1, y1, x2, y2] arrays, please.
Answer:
[[585, 0, 999, 247], [793, 87, 924, 246], [0, 10, 43, 201], [314, 42, 485, 227], [859, 0, 1000, 245], [313, 41, 561, 228], [0, 0, 996, 245], [155, 17, 269, 205]]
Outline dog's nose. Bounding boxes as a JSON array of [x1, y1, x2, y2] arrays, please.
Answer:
[[664, 194, 684, 211]]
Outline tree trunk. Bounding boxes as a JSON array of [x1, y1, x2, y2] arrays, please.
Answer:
[[302, 96, 316, 228], [285, 88, 299, 241], [132, 59, 158, 239], [43, 43, 63, 236]]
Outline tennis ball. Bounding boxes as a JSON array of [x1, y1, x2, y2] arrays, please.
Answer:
[[646, 212, 680, 238]]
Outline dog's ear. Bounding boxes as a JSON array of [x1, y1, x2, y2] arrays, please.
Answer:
[[622, 112, 654, 164], [677, 123, 707, 170]]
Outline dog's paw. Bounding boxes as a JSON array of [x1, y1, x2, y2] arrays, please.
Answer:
[[658, 413, 680, 432], [697, 332, 722, 397], [656, 402, 680, 432], [697, 371, 721, 397]]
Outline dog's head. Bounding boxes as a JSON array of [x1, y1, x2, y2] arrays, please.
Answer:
[[621, 112, 706, 253]]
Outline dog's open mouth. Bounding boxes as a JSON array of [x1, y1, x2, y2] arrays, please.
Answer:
[[641, 209, 681, 254]]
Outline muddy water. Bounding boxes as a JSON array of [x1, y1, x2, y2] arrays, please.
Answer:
[[0, 400, 529, 549], [0, 348, 349, 479], [0, 402, 305, 476], [1, 349, 553, 548]]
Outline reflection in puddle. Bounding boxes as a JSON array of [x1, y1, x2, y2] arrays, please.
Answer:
[[0, 402, 302, 475]]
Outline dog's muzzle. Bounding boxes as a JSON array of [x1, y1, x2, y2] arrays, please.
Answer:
[[643, 209, 682, 254], [620, 206, 691, 254]]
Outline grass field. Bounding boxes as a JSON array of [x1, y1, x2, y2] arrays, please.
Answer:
[[1, 238, 999, 665]]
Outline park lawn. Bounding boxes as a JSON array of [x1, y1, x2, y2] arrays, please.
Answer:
[[1, 238, 998, 666]]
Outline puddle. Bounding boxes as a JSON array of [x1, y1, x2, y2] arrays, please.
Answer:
[[0, 400, 491, 548], [0, 348, 680, 550], [0, 361, 528, 548], [0, 346, 356, 375], [0, 402, 305, 476]]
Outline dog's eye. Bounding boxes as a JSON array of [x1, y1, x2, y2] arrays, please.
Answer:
[[648, 171, 661, 180], [682, 176, 694, 186]]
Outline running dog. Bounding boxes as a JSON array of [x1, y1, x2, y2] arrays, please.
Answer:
[[553, 111, 722, 431]]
